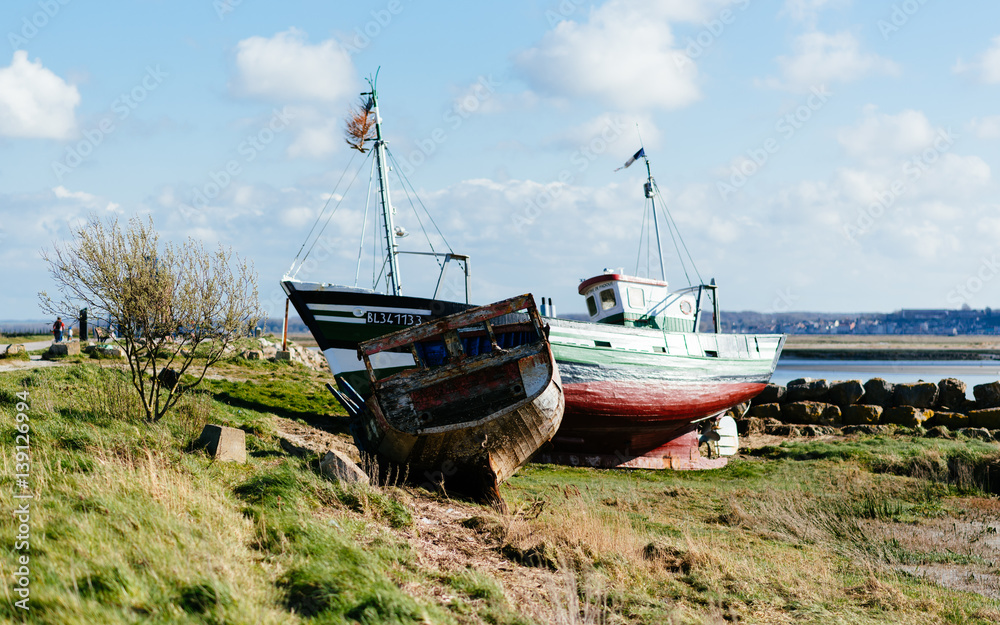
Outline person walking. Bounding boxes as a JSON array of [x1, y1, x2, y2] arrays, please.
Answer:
[[52, 317, 65, 343]]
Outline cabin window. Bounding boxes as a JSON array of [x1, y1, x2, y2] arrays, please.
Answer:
[[586, 295, 598, 317], [599, 289, 617, 310], [627, 287, 645, 309]]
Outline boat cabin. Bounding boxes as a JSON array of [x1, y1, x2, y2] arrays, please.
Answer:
[[578, 270, 701, 332]]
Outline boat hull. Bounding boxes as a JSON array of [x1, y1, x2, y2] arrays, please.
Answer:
[[283, 281, 784, 469]]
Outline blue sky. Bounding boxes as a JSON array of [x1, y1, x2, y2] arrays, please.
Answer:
[[2, 0, 1000, 320]]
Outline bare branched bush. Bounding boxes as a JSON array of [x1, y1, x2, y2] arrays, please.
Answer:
[[39, 215, 262, 421]]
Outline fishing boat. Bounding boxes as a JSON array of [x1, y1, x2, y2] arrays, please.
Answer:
[[331, 294, 563, 504], [282, 75, 783, 471]]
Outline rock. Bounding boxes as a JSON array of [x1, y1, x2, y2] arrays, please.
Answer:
[[958, 427, 995, 442], [275, 350, 292, 361], [973, 382, 1000, 409], [780, 401, 841, 426], [882, 407, 933, 428], [749, 403, 782, 421], [736, 417, 765, 436], [785, 379, 830, 403], [892, 382, 939, 408], [765, 424, 800, 437], [861, 378, 895, 408], [4, 344, 26, 356], [842, 424, 890, 436], [932, 412, 970, 429], [320, 449, 370, 484], [196, 425, 246, 463], [842, 404, 882, 426], [753, 384, 785, 405], [158, 368, 180, 390], [967, 408, 1000, 429], [937, 378, 968, 410], [724, 402, 750, 418], [799, 425, 833, 437], [243, 350, 261, 360], [48, 340, 81, 357], [826, 380, 865, 407], [924, 426, 953, 439]]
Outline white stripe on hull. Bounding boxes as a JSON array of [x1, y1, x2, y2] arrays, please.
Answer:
[[313, 315, 367, 324], [308, 303, 431, 315], [322, 346, 416, 375]]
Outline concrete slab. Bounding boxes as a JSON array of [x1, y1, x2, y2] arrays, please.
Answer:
[[197, 424, 246, 463], [320, 449, 370, 484]]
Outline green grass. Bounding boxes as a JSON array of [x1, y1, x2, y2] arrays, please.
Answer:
[[3, 362, 1000, 623]]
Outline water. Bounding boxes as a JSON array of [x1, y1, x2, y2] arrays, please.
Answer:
[[774, 358, 1000, 398]]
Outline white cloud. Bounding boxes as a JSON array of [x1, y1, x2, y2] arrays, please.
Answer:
[[781, 0, 850, 23], [971, 115, 1000, 139], [0, 51, 80, 139], [766, 31, 898, 91], [955, 36, 1000, 84], [233, 28, 356, 102], [514, 0, 722, 111], [544, 112, 661, 152], [838, 107, 937, 162]]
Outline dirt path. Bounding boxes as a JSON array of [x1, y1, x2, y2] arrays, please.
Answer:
[[269, 416, 562, 620]]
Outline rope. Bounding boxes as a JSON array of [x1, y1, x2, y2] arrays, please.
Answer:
[[289, 151, 358, 271], [297, 151, 371, 272], [387, 148, 454, 254]]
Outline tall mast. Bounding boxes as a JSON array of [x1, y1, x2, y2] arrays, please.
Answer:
[[644, 156, 666, 281], [367, 79, 402, 296]]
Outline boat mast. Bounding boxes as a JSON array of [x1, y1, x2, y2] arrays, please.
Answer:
[[366, 79, 403, 296], [643, 155, 666, 282]]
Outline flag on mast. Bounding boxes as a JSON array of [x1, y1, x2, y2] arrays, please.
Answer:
[[615, 148, 645, 171]]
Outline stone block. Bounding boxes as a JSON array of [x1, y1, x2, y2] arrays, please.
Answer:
[[275, 350, 292, 361], [4, 344, 26, 356], [827, 380, 865, 407], [736, 417, 764, 436], [842, 404, 882, 426], [937, 378, 968, 410], [753, 384, 785, 405], [967, 408, 1000, 429], [786, 379, 830, 403], [892, 382, 938, 408], [49, 340, 81, 356], [973, 382, 1000, 409], [243, 350, 261, 360], [861, 378, 894, 408], [750, 403, 782, 421], [924, 426, 952, 439], [197, 425, 246, 463], [320, 449, 370, 484], [765, 424, 800, 437], [931, 412, 970, 429], [780, 401, 841, 426], [881, 407, 933, 428]]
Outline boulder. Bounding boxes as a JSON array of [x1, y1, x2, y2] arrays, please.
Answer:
[[275, 350, 292, 361], [936, 378, 968, 411], [724, 402, 750, 418], [958, 427, 995, 442], [892, 382, 938, 409], [973, 382, 1000, 409], [158, 368, 180, 390], [4, 344, 26, 356], [861, 378, 895, 408], [785, 379, 830, 403], [736, 417, 765, 436], [48, 340, 81, 357], [753, 384, 785, 405], [842, 404, 882, 426], [826, 380, 865, 407], [243, 350, 262, 360], [799, 425, 834, 437], [749, 403, 782, 421], [196, 425, 246, 463], [924, 426, 952, 439], [881, 407, 933, 428], [931, 412, 970, 429], [765, 424, 800, 437], [320, 449, 370, 484], [843, 424, 891, 436], [967, 408, 1000, 429], [780, 401, 841, 426]]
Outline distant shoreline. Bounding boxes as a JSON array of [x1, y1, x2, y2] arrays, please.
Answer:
[[782, 334, 1000, 361]]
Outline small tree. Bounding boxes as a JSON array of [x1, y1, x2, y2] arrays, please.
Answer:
[[39, 215, 263, 422]]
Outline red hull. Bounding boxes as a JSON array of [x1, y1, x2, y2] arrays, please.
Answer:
[[538, 379, 766, 468]]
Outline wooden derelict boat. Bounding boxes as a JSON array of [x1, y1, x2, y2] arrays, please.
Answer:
[[334, 294, 563, 505]]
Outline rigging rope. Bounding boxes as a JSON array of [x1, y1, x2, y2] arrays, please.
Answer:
[[354, 154, 379, 287], [653, 179, 703, 286], [296, 151, 372, 274], [387, 148, 454, 254], [289, 151, 358, 272]]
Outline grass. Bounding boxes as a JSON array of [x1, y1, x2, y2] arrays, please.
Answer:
[[0, 333, 50, 344], [2, 361, 1000, 623]]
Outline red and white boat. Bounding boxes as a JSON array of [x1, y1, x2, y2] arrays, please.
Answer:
[[282, 79, 784, 470]]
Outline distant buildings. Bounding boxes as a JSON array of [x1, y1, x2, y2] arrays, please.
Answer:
[[720, 307, 1000, 336]]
